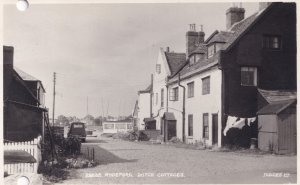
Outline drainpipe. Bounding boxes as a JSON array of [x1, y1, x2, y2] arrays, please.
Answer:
[[178, 73, 186, 143], [166, 76, 169, 113], [150, 74, 153, 117]]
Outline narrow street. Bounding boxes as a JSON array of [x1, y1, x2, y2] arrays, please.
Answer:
[[56, 136, 296, 184]]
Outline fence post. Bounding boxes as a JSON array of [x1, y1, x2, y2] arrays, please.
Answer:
[[87, 147, 89, 160], [92, 148, 95, 161]]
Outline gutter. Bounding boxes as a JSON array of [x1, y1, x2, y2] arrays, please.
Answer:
[[178, 73, 186, 143], [5, 99, 48, 112]]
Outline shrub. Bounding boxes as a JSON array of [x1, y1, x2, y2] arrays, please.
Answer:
[[169, 137, 181, 143], [137, 131, 149, 141]]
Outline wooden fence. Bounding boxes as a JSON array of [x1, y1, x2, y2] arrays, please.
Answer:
[[4, 136, 42, 174]]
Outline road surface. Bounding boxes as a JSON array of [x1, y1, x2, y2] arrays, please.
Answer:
[[56, 136, 296, 184]]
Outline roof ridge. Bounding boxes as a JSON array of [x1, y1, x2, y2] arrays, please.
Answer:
[[14, 67, 39, 81]]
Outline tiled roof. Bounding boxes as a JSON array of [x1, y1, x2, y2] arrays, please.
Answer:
[[169, 4, 272, 82], [169, 52, 219, 83], [165, 52, 186, 75], [258, 89, 297, 104], [14, 68, 39, 81], [257, 99, 296, 115], [190, 44, 207, 55], [222, 8, 266, 50], [207, 31, 234, 44], [14, 67, 46, 92], [138, 84, 151, 94]]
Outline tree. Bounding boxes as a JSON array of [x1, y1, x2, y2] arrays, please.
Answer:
[[56, 115, 69, 126], [94, 118, 102, 126], [82, 114, 95, 125], [67, 116, 80, 124]]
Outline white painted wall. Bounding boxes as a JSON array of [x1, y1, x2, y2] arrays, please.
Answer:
[[168, 67, 223, 147], [103, 121, 133, 134], [152, 48, 170, 131], [137, 92, 151, 130]]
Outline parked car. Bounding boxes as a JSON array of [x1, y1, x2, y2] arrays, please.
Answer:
[[67, 122, 87, 142]]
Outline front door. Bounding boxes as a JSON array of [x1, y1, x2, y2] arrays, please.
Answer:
[[212, 114, 218, 145], [167, 121, 177, 140]]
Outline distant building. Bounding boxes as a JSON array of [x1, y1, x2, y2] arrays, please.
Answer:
[[102, 121, 133, 134], [136, 85, 152, 130]]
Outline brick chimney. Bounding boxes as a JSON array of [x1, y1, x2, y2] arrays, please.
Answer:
[[3, 46, 14, 98], [4, 46, 14, 66], [186, 24, 205, 58], [226, 5, 245, 30], [259, 2, 272, 11], [198, 25, 205, 43]]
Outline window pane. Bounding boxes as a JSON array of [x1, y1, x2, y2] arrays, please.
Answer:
[[188, 82, 194, 98], [188, 115, 193, 136], [202, 77, 210, 95], [161, 89, 164, 107], [241, 67, 256, 86], [175, 88, 178, 101], [156, 64, 161, 73], [203, 113, 209, 139], [263, 35, 281, 49]]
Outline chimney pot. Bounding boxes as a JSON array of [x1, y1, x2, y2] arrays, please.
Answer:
[[189, 23, 196, 31], [166, 47, 170, 52]]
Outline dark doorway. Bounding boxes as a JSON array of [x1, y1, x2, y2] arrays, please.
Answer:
[[162, 112, 177, 142], [167, 121, 177, 140], [145, 121, 156, 130], [212, 114, 218, 145]]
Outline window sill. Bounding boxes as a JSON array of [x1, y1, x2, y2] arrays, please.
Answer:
[[240, 84, 257, 87]]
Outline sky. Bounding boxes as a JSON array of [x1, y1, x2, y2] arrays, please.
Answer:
[[3, 2, 259, 118]]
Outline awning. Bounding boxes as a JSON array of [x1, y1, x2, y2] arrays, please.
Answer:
[[162, 112, 176, 121], [143, 118, 156, 123]]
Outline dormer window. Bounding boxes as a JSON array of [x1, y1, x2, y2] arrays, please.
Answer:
[[208, 44, 215, 58], [189, 55, 195, 66], [189, 53, 204, 66]]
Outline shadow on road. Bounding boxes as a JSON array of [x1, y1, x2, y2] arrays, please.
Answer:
[[81, 145, 138, 165], [84, 139, 107, 144], [109, 149, 143, 151]]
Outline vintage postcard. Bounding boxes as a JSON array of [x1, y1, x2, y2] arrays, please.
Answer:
[[1, 1, 297, 184]]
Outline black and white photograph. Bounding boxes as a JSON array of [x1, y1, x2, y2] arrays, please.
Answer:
[[1, 1, 297, 184]]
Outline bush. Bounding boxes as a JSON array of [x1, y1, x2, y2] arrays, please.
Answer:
[[38, 160, 69, 183], [137, 131, 149, 141], [169, 137, 181, 143], [113, 130, 149, 141]]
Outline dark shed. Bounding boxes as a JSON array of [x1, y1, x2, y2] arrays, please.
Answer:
[[257, 99, 296, 154]]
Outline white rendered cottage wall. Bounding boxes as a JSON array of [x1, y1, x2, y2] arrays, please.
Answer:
[[152, 48, 170, 131], [168, 67, 222, 147], [137, 92, 151, 130]]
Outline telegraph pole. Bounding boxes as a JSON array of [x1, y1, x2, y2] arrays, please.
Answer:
[[87, 96, 89, 115], [52, 72, 56, 126]]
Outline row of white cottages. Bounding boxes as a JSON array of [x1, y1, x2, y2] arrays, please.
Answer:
[[132, 2, 297, 153]]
